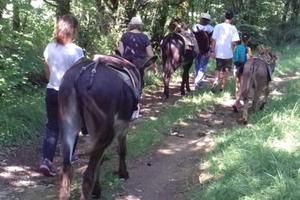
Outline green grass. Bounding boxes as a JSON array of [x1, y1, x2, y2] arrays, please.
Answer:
[[188, 44, 300, 200], [0, 86, 45, 148]]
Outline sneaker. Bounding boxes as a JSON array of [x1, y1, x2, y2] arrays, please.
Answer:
[[39, 158, 57, 177], [210, 81, 219, 93]]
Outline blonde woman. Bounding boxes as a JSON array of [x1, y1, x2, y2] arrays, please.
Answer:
[[39, 15, 84, 177]]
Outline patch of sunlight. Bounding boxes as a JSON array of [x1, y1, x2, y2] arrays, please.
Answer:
[[11, 180, 36, 187], [0, 172, 11, 178], [198, 172, 213, 184], [5, 166, 30, 172], [271, 113, 295, 124], [267, 132, 299, 153], [157, 148, 176, 155], [149, 116, 158, 121], [115, 195, 141, 200], [181, 93, 214, 104]]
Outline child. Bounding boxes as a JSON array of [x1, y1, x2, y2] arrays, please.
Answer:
[[232, 33, 251, 110]]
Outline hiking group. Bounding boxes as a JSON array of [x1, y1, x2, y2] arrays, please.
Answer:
[[37, 8, 277, 200]]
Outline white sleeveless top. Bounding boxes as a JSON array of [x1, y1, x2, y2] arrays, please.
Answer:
[[44, 42, 84, 90]]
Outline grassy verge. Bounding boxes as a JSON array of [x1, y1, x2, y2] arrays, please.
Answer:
[[188, 44, 300, 200], [0, 86, 45, 148]]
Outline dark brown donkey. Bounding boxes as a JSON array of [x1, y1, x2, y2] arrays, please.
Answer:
[[58, 55, 156, 200], [160, 32, 195, 99]]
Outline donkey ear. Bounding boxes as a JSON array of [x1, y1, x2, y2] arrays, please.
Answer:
[[141, 55, 158, 70]]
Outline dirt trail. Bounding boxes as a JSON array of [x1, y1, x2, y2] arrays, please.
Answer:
[[0, 73, 294, 200]]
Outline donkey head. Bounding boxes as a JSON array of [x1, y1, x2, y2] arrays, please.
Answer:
[[257, 45, 279, 73]]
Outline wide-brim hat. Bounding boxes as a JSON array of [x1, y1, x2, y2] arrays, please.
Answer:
[[201, 13, 211, 20], [129, 16, 143, 25]]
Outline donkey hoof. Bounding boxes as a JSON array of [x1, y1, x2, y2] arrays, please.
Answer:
[[187, 88, 191, 93], [232, 105, 239, 113], [238, 117, 247, 125], [181, 91, 185, 96], [91, 187, 101, 199], [259, 102, 265, 110]]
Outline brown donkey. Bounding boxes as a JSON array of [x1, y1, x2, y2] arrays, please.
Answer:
[[236, 48, 278, 124], [58, 55, 156, 200]]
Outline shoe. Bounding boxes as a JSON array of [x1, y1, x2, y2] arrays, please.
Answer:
[[39, 158, 57, 177], [210, 81, 219, 93]]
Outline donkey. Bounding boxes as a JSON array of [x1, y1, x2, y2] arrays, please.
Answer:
[[236, 50, 278, 124], [160, 32, 195, 99], [58, 55, 156, 200]]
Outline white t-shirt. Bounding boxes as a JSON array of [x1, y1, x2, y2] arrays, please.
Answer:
[[212, 23, 240, 59], [192, 24, 214, 34], [44, 42, 84, 90]]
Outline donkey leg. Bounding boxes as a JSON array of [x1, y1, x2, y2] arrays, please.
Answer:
[[241, 96, 249, 125], [163, 70, 171, 99], [118, 134, 129, 179], [81, 146, 108, 200], [59, 92, 82, 200], [182, 62, 192, 94], [260, 84, 269, 110]]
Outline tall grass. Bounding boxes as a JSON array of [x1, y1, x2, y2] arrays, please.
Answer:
[[0, 87, 45, 148], [189, 44, 300, 200]]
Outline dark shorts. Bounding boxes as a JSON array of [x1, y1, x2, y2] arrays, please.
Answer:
[[235, 62, 244, 77], [216, 58, 233, 72]]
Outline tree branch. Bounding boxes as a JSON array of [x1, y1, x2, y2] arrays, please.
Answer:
[[43, 0, 57, 7]]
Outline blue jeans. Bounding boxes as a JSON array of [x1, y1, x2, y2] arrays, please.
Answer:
[[42, 88, 59, 162], [194, 54, 209, 87]]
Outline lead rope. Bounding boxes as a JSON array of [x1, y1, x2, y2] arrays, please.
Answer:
[[87, 60, 99, 90]]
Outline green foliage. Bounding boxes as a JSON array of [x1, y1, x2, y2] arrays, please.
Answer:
[[0, 87, 44, 147]]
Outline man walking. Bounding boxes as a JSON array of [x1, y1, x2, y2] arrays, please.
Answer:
[[192, 13, 214, 88], [210, 10, 240, 93]]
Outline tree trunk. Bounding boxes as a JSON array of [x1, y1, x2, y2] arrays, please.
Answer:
[[151, 1, 169, 50], [56, 0, 71, 17], [12, 1, 20, 31], [0, 0, 8, 20], [282, 0, 291, 22], [290, 0, 300, 25]]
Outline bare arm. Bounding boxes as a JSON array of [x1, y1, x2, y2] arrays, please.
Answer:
[[210, 39, 216, 58], [118, 41, 124, 56], [146, 45, 154, 57], [146, 45, 157, 74]]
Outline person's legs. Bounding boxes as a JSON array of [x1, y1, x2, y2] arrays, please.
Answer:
[[40, 88, 59, 176], [195, 54, 209, 88], [220, 59, 233, 91], [194, 54, 201, 86], [211, 58, 223, 92]]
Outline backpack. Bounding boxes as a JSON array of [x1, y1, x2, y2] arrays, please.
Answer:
[[193, 28, 210, 55]]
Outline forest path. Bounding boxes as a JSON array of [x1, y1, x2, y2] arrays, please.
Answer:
[[0, 72, 294, 200]]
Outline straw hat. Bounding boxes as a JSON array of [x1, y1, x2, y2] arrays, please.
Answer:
[[200, 13, 211, 20], [129, 16, 143, 25]]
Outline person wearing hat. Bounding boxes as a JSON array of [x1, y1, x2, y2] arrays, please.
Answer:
[[210, 10, 240, 93], [192, 13, 214, 89], [232, 32, 251, 110], [118, 16, 157, 87]]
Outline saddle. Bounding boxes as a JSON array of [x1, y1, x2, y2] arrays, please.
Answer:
[[256, 53, 274, 82], [95, 55, 142, 99]]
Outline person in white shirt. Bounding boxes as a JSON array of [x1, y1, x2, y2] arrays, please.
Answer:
[[39, 15, 84, 177], [210, 10, 240, 93], [192, 13, 214, 88]]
